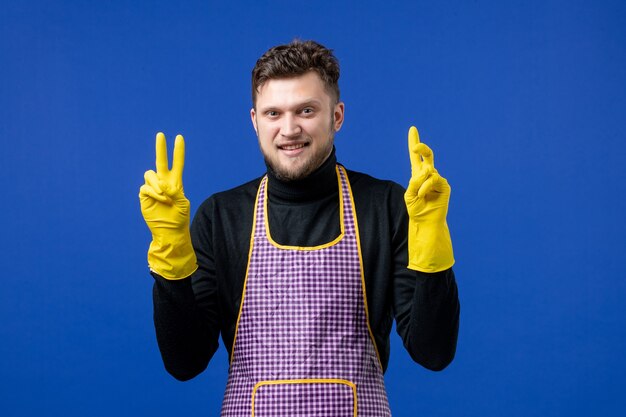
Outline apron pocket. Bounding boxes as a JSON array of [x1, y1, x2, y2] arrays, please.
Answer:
[[251, 378, 356, 417]]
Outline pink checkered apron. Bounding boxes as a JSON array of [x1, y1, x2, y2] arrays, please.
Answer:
[[220, 165, 391, 417]]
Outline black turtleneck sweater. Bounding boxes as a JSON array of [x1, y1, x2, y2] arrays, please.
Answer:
[[152, 150, 460, 381]]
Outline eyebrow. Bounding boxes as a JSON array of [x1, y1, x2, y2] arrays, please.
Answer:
[[258, 99, 323, 113]]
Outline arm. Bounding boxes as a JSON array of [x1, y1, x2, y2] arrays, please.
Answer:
[[393, 126, 460, 371], [140, 133, 220, 380], [393, 266, 459, 371], [152, 198, 223, 380], [152, 270, 219, 381]]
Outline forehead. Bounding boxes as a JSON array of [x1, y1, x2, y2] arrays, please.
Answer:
[[256, 71, 332, 108]]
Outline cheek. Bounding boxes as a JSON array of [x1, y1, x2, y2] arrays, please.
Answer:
[[257, 122, 278, 137], [306, 119, 331, 135]]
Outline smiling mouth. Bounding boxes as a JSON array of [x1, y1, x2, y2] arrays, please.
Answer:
[[278, 143, 308, 150]]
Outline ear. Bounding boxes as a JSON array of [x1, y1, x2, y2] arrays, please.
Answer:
[[333, 101, 345, 132], [250, 108, 258, 136]]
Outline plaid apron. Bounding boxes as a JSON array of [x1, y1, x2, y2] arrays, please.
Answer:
[[221, 165, 391, 417]]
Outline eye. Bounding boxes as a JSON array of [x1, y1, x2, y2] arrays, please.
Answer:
[[266, 110, 279, 118], [301, 107, 314, 115]]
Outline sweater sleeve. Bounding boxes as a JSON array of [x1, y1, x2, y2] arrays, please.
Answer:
[[151, 198, 221, 381], [389, 183, 460, 371]]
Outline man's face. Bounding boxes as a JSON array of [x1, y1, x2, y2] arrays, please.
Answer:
[[251, 71, 344, 181]]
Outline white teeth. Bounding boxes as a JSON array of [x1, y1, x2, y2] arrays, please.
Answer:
[[281, 143, 305, 150]]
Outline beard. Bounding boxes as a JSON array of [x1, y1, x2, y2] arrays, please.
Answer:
[[260, 113, 336, 182], [263, 134, 334, 182]]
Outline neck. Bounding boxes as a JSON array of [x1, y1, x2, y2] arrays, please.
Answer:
[[266, 147, 338, 203]]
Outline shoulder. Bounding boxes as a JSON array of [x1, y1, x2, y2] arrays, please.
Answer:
[[194, 176, 263, 221], [341, 166, 408, 255], [200, 176, 262, 207], [343, 166, 406, 202]]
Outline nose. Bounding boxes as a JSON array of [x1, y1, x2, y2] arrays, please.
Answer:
[[280, 114, 302, 137]]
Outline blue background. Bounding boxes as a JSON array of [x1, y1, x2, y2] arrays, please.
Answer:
[[1, 0, 625, 416]]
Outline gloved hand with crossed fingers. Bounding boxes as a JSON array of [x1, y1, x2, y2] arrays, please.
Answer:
[[404, 126, 455, 272], [139, 132, 198, 279]]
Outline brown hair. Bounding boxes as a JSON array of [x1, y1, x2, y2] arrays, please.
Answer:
[[251, 39, 340, 106]]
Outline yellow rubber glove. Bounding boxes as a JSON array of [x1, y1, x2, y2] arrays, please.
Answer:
[[404, 126, 455, 272], [139, 132, 198, 279]]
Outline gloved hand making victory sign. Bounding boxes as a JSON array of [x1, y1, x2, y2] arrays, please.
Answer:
[[139, 133, 198, 279], [405, 126, 455, 272]]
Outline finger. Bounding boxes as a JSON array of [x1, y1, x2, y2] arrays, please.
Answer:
[[408, 126, 422, 173], [431, 173, 450, 193], [139, 184, 172, 204], [405, 177, 421, 201], [416, 142, 435, 168], [417, 176, 435, 199], [171, 134, 185, 183], [155, 132, 169, 175], [144, 170, 164, 194]]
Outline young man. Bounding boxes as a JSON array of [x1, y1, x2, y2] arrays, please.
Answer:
[[140, 40, 459, 416]]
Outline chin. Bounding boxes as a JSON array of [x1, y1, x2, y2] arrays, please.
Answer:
[[271, 165, 310, 182], [263, 142, 333, 182]]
